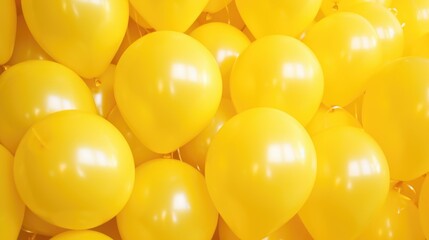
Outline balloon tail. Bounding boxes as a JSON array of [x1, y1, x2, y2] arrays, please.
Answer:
[[1, 64, 10, 73]]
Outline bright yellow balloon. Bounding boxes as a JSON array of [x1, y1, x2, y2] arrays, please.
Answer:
[[84, 64, 116, 117], [299, 126, 390, 240], [107, 106, 161, 166], [181, 98, 236, 173], [198, 0, 246, 31], [362, 57, 429, 181], [7, 15, 52, 66], [115, 31, 222, 154], [13, 110, 135, 229], [130, 0, 209, 32], [418, 175, 429, 239], [190, 22, 250, 99], [0, 0, 16, 65], [306, 105, 361, 136], [230, 35, 324, 125], [303, 12, 382, 107], [51, 230, 112, 240], [0, 60, 96, 153], [321, 0, 391, 15], [344, 2, 404, 64], [117, 158, 218, 240], [391, 0, 429, 54], [21, 0, 128, 78], [0, 144, 25, 240], [206, 108, 317, 239], [235, 0, 322, 38], [22, 208, 66, 237], [204, 0, 232, 13]]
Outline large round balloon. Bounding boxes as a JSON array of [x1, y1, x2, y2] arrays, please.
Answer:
[[235, 0, 322, 38], [0, 60, 96, 153], [299, 126, 390, 240], [229, 35, 324, 125], [303, 12, 382, 107], [14, 110, 135, 229], [115, 31, 222, 154], [206, 108, 317, 239], [117, 159, 218, 240], [21, 0, 128, 78], [362, 57, 429, 181], [0, 0, 16, 65], [51, 230, 112, 240]]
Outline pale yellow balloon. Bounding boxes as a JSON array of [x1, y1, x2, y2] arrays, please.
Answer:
[[0, 0, 16, 65]]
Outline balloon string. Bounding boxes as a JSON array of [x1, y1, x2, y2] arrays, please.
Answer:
[[176, 148, 183, 162]]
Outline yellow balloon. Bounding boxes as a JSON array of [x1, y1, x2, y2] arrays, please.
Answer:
[[303, 12, 382, 107], [206, 108, 317, 239], [0, 144, 25, 240], [235, 0, 322, 38], [22, 208, 66, 237], [180, 98, 236, 173], [204, 0, 232, 13], [21, 0, 128, 78], [362, 57, 429, 181], [299, 126, 390, 240], [230, 35, 324, 125], [321, 0, 392, 15], [129, 0, 209, 32], [107, 106, 162, 166], [190, 22, 250, 99], [13, 110, 135, 229], [0, 60, 96, 153], [344, 2, 404, 64], [84, 64, 116, 117], [117, 158, 218, 240], [198, 0, 246, 31], [51, 230, 112, 240], [410, 32, 429, 58], [7, 15, 52, 66], [0, 0, 16, 65], [306, 105, 361, 136], [418, 175, 429, 239], [115, 31, 222, 154]]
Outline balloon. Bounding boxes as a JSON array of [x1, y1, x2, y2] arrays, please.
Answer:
[[357, 190, 424, 239], [84, 64, 116, 117], [91, 218, 122, 240], [391, 0, 429, 54], [362, 57, 429, 181], [7, 15, 52, 66], [235, 0, 322, 38], [14, 110, 135, 229], [303, 12, 382, 107], [198, 0, 246, 30], [190, 22, 250, 99], [299, 126, 390, 240], [410, 32, 429, 58], [230, 35, 324, 125], [22, 208, 66, 237], [344, 2, 404, 64], [107, 106, 162, 166], [112, 17, 148, 64], [51, 230, 112, 240], [117, 158, 218, 240], [0, 0, 16, 65], [21, 0, 128, 78], [0, 60, 96, 153], [129, 0, 209, 32], [180, 98, 236, 173], [115, 31, 222, 154], [321, 0, 392, 15], [204, 0, 232, 13], [206, 108, 317, 239], [305, 105, 361, 136], [0, 144, 25, 240]]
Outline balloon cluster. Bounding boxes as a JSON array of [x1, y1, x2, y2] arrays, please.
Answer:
[[2, 0, 429, 239]]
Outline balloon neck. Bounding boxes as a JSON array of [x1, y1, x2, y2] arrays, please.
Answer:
[[0, 64, 10, 74], [162, 149, 183, 161]]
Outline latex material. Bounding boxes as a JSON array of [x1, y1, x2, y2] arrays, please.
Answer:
[[190, 22, 250, 99], [129, 0, 209, 32], [230, 35, 324, 125], [115, 31, 222, 154], [84, 64, 116, 117], [117, 159, 218, 240], [204, 0, 232, 13], [206, 108, 317, 240], [419, 175, 429, 239], [107, 106, 161, 166], [0, 144, 25, 240], [181, 98, 236, 173], [22, 208, 66, 236], [0, 0, 16, 64], [321, 0, 391, 15], [299, 126, 390, 240], [14, 110, 135, 229], [362, 57, 429, 181], [51, 230, 112, 240], [235, 0, 322, 38], [303, 12, 382, 107], [357, 190, 425, 240], [0, 60, 96, 153], [410, 32, 429, 58], [21, 0, 128, 78]]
